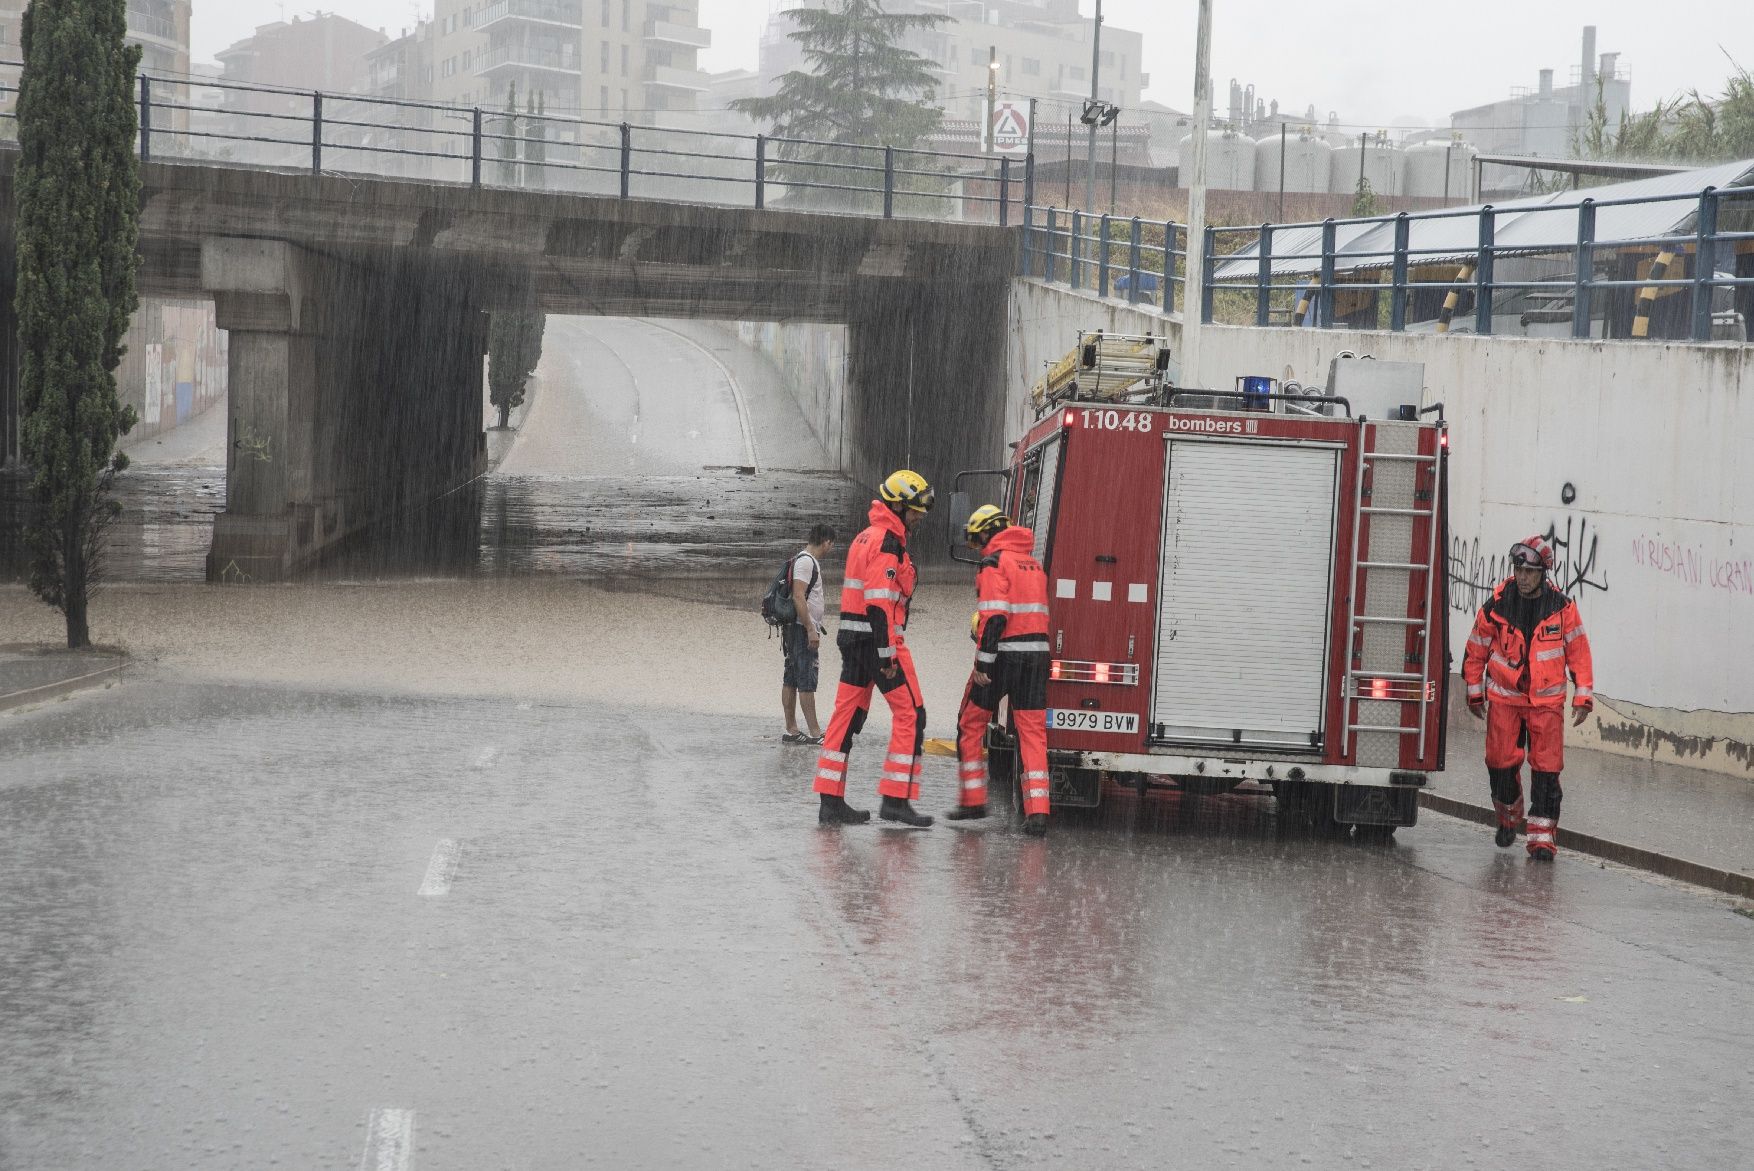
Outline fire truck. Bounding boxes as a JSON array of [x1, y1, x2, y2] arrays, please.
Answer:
[[953, 333, 1451, 835]]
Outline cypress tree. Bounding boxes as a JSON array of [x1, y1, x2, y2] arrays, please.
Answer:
[[14, 0, 142, 648]]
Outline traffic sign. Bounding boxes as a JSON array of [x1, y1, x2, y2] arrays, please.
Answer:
[[990, 101, 1030, 155]]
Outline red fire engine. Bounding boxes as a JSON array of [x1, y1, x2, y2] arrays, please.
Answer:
[[954, 332, 1450, 835]]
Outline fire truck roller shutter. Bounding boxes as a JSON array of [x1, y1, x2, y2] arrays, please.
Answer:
[[1152, 438, 1340, 749]]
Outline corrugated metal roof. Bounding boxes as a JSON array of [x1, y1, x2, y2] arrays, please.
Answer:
[[1213, 158, 1754, 281]]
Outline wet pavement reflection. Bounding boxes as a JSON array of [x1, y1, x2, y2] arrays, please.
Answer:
[[4, 683, 1751, 1169]]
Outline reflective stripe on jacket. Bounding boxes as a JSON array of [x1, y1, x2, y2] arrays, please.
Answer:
[[1461, 577, 1595, 709], [838, 501, 916, 659], [973, 526, 1051, 665]]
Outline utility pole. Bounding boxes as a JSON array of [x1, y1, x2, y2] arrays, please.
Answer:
[[1084, 0, 1102, 212], [986, 45, 998, 153], [1182, 0, 1214, 390]]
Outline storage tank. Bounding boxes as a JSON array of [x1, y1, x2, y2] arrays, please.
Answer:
[[1329, 140, 1403, 196], [1254, 130, 1333, 194], [1402, 139, 1478, 199], [1181, 130, 1257, 191]]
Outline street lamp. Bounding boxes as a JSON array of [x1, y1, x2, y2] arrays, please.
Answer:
[[986, 46, 999, 152], [1083, 0, 1103, 212]]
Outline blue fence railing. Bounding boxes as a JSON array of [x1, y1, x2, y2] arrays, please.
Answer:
[[1020, 186, 1754, 343]]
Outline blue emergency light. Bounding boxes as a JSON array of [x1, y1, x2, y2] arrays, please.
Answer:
[[1236, 374, 1275, 411]]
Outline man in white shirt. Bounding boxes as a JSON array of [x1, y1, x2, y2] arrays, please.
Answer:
[[782, 524, 836, 744]]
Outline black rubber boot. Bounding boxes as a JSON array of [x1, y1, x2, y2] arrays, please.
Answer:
[[1528, 844, 1556, 862], [943, 803, 988, 821], [1022, 813, 1049, 837], [879, 797, 934, 828], [1495, 824, 1517, 848], [818, 794, 871, 826]]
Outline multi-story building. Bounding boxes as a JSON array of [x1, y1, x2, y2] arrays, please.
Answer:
[[0, 1, 191, 121], [424, 0, 710, 122]]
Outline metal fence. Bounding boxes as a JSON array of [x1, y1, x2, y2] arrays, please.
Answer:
[[1018, 205, 1188, 315], [1200, 186, 1754, 342], [0, 63, 1030, 227]]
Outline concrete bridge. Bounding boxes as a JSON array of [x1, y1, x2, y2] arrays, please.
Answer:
[[0, 152, 1015, 580]]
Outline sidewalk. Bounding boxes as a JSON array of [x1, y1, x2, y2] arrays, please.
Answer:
[[1430, 710, 1754, 893], [0, 644, 127, 712]]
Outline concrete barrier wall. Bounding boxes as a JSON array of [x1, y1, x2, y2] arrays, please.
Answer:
[[1007, 278, 1754, 778], [736, 321, 848, 470]]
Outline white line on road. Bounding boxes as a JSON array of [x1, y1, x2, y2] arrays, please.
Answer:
[[473, 745, 499, 768], [417, 839, 460, 897], [359, 1107, 415, 1171]]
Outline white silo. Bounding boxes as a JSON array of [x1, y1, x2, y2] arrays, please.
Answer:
[[1330, 139, 1403, 196], [1255, 129, 1333, 194], [1402, 140, 1478, 199], [1181, 130, 1258, 191]]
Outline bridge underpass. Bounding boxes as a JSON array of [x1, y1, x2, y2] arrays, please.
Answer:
[[0, 154, 1016, 580]]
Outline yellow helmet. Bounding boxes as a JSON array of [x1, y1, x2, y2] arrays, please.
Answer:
[[878, 469, 935, 512], [966, 504, 1011, 540]]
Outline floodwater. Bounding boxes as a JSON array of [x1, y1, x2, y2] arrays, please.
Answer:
[[1, 317, 864, 585]]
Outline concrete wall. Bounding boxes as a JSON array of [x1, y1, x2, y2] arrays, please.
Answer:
[[1006, 277, 1754, 778], [118, 298, 228, 443], [735, 320, 848, 470]]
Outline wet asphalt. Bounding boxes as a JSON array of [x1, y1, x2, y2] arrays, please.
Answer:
[[2, 317, 1751, 1168], [3, 679, 1752, 1170]]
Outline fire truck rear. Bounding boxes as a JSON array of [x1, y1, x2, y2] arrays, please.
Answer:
[[954, 333, 1450, 834]]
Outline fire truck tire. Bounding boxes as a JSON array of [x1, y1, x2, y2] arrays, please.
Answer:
[[1274, 781, 1346, 836], [1172, 774, 1243, 797], [988, 745, 1019, 810]]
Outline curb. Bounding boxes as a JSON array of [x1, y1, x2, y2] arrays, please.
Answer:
[[1419, 791, 1754, 900], [0, 660, 127, 713]]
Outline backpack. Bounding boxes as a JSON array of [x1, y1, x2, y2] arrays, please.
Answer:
[[761, 552, 818, 628]]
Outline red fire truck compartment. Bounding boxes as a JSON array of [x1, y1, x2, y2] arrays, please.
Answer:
[[965, 361, 1450, 831]]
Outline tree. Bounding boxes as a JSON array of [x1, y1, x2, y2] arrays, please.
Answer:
[[488, 309, 545, 430], [524, 92, 546, 190], [15, 0, 142, 649], [496, 82, 520, 187], [1351, 176, 1382, 218], [729, 1, 950, 208]]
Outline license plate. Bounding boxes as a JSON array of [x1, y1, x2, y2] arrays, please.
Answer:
[[1047, 709, 1140, 735]]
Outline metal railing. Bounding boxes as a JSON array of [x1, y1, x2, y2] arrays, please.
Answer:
[[1019, 205, 1189, 316], [0, 63, 1028, 228], [1200, 187, 1754, 342]]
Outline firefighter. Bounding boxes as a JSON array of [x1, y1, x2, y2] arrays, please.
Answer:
[[1461, 534, 1595, 861], [947, 505, 1051, 836], [813, 470, 936, 828]]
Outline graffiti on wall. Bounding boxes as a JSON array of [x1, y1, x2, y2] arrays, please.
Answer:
[[1449, 512, 1610, 615], [1631, 535, 1754, 598]]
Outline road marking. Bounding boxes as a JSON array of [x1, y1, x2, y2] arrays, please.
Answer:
[[473, 745, 499, 769], [417, 840, 460, 897], [359, 1107, 414, 1171], [639, 319, 760, 472]]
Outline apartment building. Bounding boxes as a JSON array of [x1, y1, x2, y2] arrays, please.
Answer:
[[0, 0, 190, 104], [425, 0, 710, 120]]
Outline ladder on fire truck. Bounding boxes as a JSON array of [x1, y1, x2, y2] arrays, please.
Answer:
[[1343, 419, 1443, 763]]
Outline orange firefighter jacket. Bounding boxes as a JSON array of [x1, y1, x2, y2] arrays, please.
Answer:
[[837, 501, 916, 661], [973, 525, 1051, 665], [1462, 577, 1594, 710]]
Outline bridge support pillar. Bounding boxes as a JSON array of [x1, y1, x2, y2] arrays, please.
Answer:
[[846, 274, 1010, 556], [202, 238, 488, 582]]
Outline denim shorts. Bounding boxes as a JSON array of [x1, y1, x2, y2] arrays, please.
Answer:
[[782, 623, 820, 692]]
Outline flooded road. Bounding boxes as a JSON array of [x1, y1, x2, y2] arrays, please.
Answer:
[[1, 316, 863, 585], [4, 679, 1751, 1170]]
